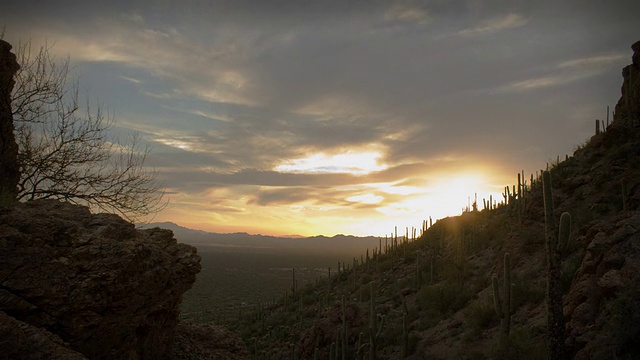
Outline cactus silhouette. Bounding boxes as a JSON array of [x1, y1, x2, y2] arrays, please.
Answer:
[[542, 170, 566, 360], [492, 252, 512, 342]]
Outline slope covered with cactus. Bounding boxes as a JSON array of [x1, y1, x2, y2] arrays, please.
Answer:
[[209, 41, 640, 360]]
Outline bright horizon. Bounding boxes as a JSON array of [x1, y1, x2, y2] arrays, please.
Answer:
[[3, 1, 638, 237]]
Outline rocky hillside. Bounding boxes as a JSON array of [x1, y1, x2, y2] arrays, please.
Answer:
[[221, 41, 640, 359]]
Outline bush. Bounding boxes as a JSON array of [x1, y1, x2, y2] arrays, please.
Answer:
[[511, 273, 545, 309], [465, 299, 498, 331], [491, 326, 547, 360], [417, 283, 472, 317]]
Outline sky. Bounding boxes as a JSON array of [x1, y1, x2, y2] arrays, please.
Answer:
[[2, 1, 638, 237]]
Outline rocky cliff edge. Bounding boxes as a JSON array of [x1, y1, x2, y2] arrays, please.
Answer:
[[0, 200, 204, 359]]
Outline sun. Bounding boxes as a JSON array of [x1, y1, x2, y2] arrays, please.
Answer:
[[341, 171, 505, 237]]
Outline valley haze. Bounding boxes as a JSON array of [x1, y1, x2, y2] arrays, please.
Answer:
[[141, 221, 384, 257]]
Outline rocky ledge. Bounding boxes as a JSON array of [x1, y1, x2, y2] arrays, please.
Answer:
[[0, 200, 201, 359]]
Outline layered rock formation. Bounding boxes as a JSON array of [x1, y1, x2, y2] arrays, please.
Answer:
[[613, 40, 640, 127], [0, 200, 201, 359]]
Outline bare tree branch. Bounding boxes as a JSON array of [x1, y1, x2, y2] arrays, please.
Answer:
[[12, 41, 165, 222]]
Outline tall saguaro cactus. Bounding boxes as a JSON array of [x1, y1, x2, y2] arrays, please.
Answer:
[[292, 268, 297, 300], [492, 252, 512, 341], [542, 170, 566, 360], [341, 296, 348, 360]]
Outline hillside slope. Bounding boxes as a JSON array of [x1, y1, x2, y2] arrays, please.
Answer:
[[205, 41, 640, 360]]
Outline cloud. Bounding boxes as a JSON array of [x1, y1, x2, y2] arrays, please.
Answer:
[[120, 75, 142, 84], [248, 187, 315, 206], [5, 0, 639, 235], [457, 13, 527, 37], [384, 2, 430, 25], [501, 75, 576, 92], [496, 52, 629, 92], [558, 53, 627, 69], [33, 16, 265, 107]]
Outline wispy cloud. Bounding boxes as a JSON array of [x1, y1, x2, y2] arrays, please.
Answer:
[[558, 53, 626, 69], [384, 2, 430, 25], [46, 17, 263, 107], [458, 13, 527, 37], [120, 75, 142, 84], [501, 75, 576, 92], [497, 52, 627, 92]]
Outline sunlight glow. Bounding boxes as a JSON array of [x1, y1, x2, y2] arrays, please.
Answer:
[[347, 172, 504, 236], [346, 193, 384, 204], [379, 185, 423, 196], [155, 137, 194, 151], [275, 151, 387, 175], [153, 167, 510, 238]]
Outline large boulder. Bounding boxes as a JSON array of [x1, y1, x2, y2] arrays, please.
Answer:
[[613, 40, 640, 127], [0, 200, 201, 359]]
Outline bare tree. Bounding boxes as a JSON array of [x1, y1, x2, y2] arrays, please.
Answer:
[[0, 39, 20, 203], [11, 41, 164, 221]]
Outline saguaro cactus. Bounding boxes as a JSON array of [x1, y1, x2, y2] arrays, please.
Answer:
[[492, 253, 512, 340], [369, 282, 376, 331], [402, 313, 409, 358], [622, 178, 628, 211], [341, 296, 348, 359], [542, 170, 566, 360], [356, 332, 365, 360], [369, 315, 384, 360], [557, 212, 571, 254], [291, 268, 296, 300]]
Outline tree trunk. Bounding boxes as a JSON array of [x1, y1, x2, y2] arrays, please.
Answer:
[[0, 40, 20, 203]]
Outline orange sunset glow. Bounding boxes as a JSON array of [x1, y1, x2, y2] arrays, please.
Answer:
[[3, 1, 635, 236]]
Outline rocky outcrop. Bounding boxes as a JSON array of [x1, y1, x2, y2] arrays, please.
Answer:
[[0, 39, 21, 201], [613, 40, 640, 127], [0, 199, 201, 359], [564, 212, 640, 359]]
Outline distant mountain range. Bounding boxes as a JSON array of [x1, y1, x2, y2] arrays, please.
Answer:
[[137, 221, 383, 256]]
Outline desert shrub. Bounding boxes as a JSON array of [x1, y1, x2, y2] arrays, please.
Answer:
[[469, 273, 491, 293], [465, 299, 498, 331], [302, 293, 317, 306], [491, 326, 547, 360], [511, 273, 545, 309], [417, 282, 472, 317], [360, 273, 372, 285]]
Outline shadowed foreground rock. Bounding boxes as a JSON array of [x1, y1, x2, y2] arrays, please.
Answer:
[[0, 200, 201, 359], [171, 322, 251, 360]]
